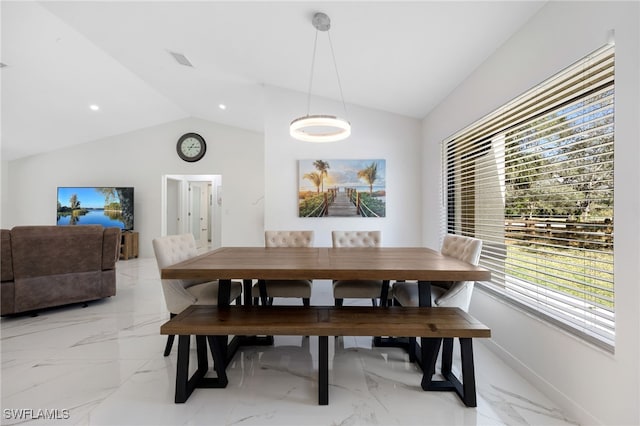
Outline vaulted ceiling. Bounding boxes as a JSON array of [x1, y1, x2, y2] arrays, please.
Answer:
[[1, 1, 546, 161]]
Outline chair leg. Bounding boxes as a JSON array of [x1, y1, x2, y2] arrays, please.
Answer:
[[371, 298, 378, 307], [303, 297, 310, 307], [335, 298, 344, 307]]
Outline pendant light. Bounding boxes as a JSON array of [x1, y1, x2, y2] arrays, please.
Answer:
[[290, 12, 351, 143]]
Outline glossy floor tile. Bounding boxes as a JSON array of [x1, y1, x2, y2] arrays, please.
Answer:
[[1, 258, 579, 425]]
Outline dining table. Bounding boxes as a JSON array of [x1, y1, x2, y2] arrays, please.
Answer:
[[161, 245, 491, 365], [160, 246, 491, 303]]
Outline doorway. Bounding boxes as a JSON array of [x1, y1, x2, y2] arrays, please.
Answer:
[[161, 174, 222, 249]]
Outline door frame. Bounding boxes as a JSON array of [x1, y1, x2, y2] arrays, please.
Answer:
[[161, 174, 222, 249]]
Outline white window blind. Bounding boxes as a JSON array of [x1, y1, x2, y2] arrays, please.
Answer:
[[444, 45, 615, 350]]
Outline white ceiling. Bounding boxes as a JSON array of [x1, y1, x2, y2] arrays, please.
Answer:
[[1, 1, 546, 161]]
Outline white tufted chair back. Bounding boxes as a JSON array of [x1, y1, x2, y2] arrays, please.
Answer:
[[392, 234, 482, 311], [265, 230, 314, 248], [433, 234, 483, 310], [152, 233, 243, 356], [153, 234, 216, 314], [332, 231, 381, 248], [331, 231, 384, 306], [253, 231, 314, 305], [441, 234, 482, 266], [153, 233, 198, 271]]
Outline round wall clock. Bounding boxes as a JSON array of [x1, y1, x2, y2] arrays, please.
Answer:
[[176, 133, 207, 162]]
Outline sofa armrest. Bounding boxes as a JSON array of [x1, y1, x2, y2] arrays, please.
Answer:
[[102, 228, 121, 270], [1, 229, 13, 282]]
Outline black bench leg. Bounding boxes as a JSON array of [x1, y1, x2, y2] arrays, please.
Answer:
[[174, 335, 230, 404], [318, 336, 329, 405], [175, 335, 209, 403], [421, 337, 478, 408], [460, 338, 477, 407], [175, 335, 191, 403]]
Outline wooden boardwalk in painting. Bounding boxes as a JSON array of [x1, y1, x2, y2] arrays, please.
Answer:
[[327, 191, 359, 217]]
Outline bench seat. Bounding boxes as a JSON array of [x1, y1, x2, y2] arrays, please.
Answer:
[[161, 305, 491, 406]]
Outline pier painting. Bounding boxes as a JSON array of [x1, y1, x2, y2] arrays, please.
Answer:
[[298, 159, 386, 217]]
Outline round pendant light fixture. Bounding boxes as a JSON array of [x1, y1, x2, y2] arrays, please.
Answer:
[[290, 12, 351, 143]]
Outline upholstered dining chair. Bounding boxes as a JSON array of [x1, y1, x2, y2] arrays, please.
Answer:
[[392, 234, 483, 366], [332, 230, 389, 307], [392, 234, 483, 310], [152, 233, 242, 356], [251, 230, 314, 306]]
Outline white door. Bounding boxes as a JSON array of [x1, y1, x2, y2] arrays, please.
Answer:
[[166, 178, 181, 235], [189, 182, 209, 248]]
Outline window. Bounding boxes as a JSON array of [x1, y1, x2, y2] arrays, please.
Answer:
[[444, 45, 615, 350]]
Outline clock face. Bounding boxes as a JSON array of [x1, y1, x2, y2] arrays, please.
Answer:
[[177, 133, 206, 162]]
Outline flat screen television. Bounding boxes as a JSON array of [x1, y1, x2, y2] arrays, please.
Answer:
[[57, 187, 134, 231]]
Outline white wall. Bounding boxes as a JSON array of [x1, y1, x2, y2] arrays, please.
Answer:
[[263, 86, 423, 247], [422, 2, 640, 425], [2, 117, 264, 257]]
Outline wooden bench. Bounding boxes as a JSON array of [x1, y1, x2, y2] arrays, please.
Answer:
[[160, 305, 491, 406]]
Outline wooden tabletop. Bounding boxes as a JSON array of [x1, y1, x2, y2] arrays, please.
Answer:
[[161, 247, 491, 282]]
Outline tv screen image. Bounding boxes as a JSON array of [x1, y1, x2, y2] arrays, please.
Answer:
[[57, 187, 134, 230]]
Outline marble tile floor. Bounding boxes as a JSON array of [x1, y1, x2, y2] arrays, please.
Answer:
[[1, 258, 579, 426]]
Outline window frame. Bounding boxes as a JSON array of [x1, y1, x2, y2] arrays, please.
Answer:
[[443, 44, 615, 352]]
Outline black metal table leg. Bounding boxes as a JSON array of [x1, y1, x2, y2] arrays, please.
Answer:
[[217, 280, 232, 364], [380, 280, 390, 307], [258, 279, 269, 306], [441, 337, 454, 376], [420, 337, 442, 386], [207, 336, 229, 387], [243, 279, 253, 306], [418, 281, 432, 307], [218, 279, 231, 306], [373, 281, 432, 368], [318, 336, 329, 405]]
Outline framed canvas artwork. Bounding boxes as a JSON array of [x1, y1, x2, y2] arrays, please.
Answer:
[[298, 159, 386, 217]]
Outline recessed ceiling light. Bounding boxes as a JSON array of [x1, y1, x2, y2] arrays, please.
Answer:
[[218, 104, 227, 110], [89, 104, 100, 111], [169, 51, 193, 67]]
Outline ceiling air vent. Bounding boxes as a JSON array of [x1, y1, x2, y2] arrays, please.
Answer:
[[169, 51, 193, 67]]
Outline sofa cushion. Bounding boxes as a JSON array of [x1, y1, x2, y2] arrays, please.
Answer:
[[11, 226, 104, 279]]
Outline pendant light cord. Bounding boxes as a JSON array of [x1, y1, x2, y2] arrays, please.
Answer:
[[305, 28, 349, 121], [328, 31, 349, 121], [306, 30, 319, 117]]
